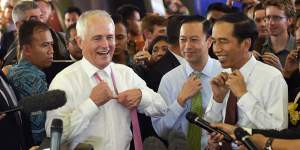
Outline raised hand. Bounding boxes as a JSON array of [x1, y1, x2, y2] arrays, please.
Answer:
[[211, 72, 229, 103], [283, 49, 299, 78], [90, 81, 115, 106], [177, 75, 202, 107], [116, 89, 142, 110], [226, 70, 247, 98], [262, 52, 283, 71]]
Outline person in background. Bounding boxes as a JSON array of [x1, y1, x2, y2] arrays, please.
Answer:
[[64, 6, 82, 29], [148, 36, 169, 63], [34, 0, 52, 24], [7, 20, 54, 145], [252, 3, 268, 53], [111, 14, 131, 66], [65, 23, 82, 61]]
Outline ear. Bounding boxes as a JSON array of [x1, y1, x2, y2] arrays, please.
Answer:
[[75, 36, 83, 50], [21, 44, 31, 58], [287, 17, 293, 26], [206, 37, 213, 49], [241, 38, 251, 51]]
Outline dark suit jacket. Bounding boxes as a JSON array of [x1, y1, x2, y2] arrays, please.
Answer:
[[0, 31, 16, 60], [145, 50, 180, 92], [253, 127, 300, 139], [0, 71, 33, 150]]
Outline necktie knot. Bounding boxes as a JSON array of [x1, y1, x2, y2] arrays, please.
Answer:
[[191, 71, 201, 79]]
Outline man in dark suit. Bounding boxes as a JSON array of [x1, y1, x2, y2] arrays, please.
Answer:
[[145, 15, 186, 92], [0, 71, 34, 150]]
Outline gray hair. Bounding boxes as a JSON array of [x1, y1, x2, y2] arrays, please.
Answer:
[[12, 1, 39, 24], [76, 10, 114, 39]]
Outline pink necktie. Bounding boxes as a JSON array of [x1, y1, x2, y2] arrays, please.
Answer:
[[94, 70, 143, 150]]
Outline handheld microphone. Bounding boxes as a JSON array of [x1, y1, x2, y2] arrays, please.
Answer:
[[234, 127, 258, 150], [186, 112, 233, 142], [2, 90, 66, 114], [50, 118, 63, 150]]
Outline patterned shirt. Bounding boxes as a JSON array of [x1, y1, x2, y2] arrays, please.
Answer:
[[7, 59, 48, 145]]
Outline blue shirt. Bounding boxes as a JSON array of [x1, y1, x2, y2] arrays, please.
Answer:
[[7, 59, 48, 144], [152, 57, 222, 149]]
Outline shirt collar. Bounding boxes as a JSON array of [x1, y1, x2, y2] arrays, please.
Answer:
[[233, 55, 257, 82], [263, 34, 295, 52], [80, 57, 112, 79], [184, 57, 215, 77], [18, 59, 45, 77]]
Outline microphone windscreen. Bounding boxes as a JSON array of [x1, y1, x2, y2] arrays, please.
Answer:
[[19, 90, 66, 113], [51, 118, 63, 133], [234, 127, 249, 141], [143, 136, 167, 150]]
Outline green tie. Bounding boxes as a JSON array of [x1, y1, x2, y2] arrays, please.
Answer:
[[187, 71, 202, 150]]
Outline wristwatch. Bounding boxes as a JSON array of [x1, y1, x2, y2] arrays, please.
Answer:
[[264, 137, 274, 150]]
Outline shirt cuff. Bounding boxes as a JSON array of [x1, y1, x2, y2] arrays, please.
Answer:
[[139, 88, 151, 108], [169, 100, 185, 116], [78, 98, 99, 120], [242, 127, 252, 135]]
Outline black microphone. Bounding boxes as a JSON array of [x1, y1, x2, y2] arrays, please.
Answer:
[[234, 127, 258, 150], [186, 112, 233, 142], [50, 118, 63, 150], [2, 90, 66, 114]]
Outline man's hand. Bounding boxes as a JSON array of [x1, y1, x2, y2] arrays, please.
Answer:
[[177, 75, 201, 107], [133, 51, 151, 64], [262, 52, 283, 71], [90, 81, 114, 106], [283, 49, 299, 78], [116, 89, 142, 110], [252, 50, 262, 61], [211, 123, 238, 139], [211, 72, 229, 103], [226, 70, 247, 98], [249, 134, 268, 149]]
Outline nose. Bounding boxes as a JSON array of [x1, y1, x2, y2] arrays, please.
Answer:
[[48, 44, 54, 55]]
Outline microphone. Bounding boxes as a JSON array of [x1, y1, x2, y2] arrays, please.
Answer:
[[50, 118, 63, 150], [186, 112, 233, 142], [234, 127, 258, 150], [2, 90, 66, 114]]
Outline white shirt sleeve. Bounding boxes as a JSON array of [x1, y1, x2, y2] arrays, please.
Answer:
[[151, 76, 185, 139], [45, 77, 100, 142], [237, 76, 288, 130]]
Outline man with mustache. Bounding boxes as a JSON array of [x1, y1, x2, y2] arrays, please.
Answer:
[[45, 10, 167, 150]]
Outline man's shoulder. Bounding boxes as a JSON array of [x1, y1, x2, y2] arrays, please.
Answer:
[[161, 64, 185, 83], [254, 61, 283, 78]]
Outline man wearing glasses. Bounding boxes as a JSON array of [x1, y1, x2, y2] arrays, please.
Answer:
[[258, 0, 296, 72]]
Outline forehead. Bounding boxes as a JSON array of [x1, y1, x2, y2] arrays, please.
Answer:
[[254, 9, 265, 18], [266, 6, 286, 15], [32, 29, 52, 41], [212, 22, 234, 38], [65, 12, 79, 18], [85, 16, 115, 37], [180, 22, 204, 36], [115, 23, 126, 33]]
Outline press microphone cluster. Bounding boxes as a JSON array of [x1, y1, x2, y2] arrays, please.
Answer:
[[2, 90, 66, 114], [234, 127, 258, 150], [186, 112, 233, 142]]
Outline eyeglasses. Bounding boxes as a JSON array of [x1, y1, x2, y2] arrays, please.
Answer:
[[264, 15, 287, 22]]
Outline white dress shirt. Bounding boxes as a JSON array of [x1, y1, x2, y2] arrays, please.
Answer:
[[45, 57, 168, 150], [205, 56, 288, 130], [152, 57, 222, 149]]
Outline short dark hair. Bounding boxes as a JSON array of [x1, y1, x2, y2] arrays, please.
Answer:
[[112, 13, 124, 24], [253, 3, 264, 18], [116, 4, 141, 26], [263, 0, 296, 18], [167, 15, 187, 45], [181, 15, 212, 38], [19, 20, 50, 49], [65, 6, 82, 16], [148, 35, 168, 53], [215, 13, 258, 51], [206, 2, 240, 15], [141, 14, 166, 33], [65, 23, 77, 44]]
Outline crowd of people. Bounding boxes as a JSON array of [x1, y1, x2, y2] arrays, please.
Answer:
[[1, 0, 300, 150]]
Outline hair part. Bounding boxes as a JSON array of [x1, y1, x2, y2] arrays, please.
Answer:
[[12, 1, 39, 24], [215, 13, 258, 51], [76, 10, 114, 40]]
